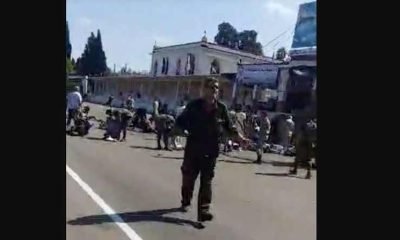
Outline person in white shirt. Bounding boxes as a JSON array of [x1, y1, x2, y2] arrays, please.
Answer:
[[173, 101, 186, 149], [66, 86, 82, 126]]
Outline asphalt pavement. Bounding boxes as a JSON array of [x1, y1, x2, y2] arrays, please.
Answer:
[[66, 103, 316, 240]]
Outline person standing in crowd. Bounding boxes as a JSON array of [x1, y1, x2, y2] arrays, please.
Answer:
[[153, 98, 160, 119], [173, 100, 186, 149], [126, 95, 134, 111], [234, 104, 247, 151], [106, 95, 114, 108], [132, 93, 147, 129], [155, 115, 175, 150], [66, 86, 82, 127], [276, 114, 294, 152], [172, 77, 248, 222], [285, 115, 295, 149], [289, 119, 316, 179], [119, 109, 133, 142], [254, 110, 270, 164]]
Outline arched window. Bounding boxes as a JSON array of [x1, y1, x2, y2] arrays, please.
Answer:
[[161, 58, 166, 74], [210, 59, 220, 74], [176, 59, 181, 75], [185, 54, 195, 75], [161, 57, 169, 75], [153, 61, 158, 76], [166, 58, 169, 74]]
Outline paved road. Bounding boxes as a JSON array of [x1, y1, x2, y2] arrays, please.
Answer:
[[66, 103, 316, 240]]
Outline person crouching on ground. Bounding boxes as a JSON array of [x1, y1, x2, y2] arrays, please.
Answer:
[[103, 110, 122, 141]]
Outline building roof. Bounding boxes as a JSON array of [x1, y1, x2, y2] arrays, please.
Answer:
[[153, 41, 272, 62]]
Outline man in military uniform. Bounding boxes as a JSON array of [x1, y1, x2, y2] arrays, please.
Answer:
[[289, 118, 316, 179], [172, 77, 248, 222], [155, 114, 175, 150], [119, 109, 133, 142], [254, 110, 271, 164]]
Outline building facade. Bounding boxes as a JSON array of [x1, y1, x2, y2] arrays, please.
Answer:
[[150, 36, 271, 77]]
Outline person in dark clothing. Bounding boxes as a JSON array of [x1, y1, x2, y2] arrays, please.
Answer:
[[155, 114, 175, 150], [103, 110, 122, 140], [289, 118, 317, 179], [172, 77, 248, 222], [106, 95, 114, 107], [119, 109, 133, 142]]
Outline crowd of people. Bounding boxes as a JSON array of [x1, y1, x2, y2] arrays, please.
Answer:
[[66, 77, 317, 224]]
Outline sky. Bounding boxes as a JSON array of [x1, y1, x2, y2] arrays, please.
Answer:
[[67, 0, 311, 72]]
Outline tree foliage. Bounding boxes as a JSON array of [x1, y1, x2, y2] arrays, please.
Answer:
[[66, 57, 73, 75], [214, 22, 264, 56], [66, 21, 72, 59], [76, 30, 108, 76]]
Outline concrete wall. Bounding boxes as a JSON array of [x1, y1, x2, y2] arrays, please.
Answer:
[[89, 76, 234, 111]]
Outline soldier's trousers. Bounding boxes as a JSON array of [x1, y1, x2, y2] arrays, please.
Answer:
[[67, 109, 78, 126], [156, 130, 169, 149], [181, 153, 216, 215]]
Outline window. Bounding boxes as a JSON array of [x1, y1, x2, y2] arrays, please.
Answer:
[[185, 54, 195, 75], [153, 61, 158, 76], [176, 59, 181, 75], [210, 59, 220, 74], [161, 57, 169, 75]]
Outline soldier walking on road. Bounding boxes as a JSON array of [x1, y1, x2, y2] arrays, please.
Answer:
[[254, 110, 271, 164], [172, 77, 248, 222]]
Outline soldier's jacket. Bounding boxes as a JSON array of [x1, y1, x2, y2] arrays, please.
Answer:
[[295, 120, 317, 162], [175, 98, 237, 158], [256, 116, 271, 141], [154, 114, 175, 132], [120, 109, 133, 124]]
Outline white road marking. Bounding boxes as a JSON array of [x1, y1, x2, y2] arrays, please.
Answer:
[[66, 165, 143, 240]]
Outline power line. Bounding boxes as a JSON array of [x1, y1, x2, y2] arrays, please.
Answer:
[[262, 26, 293, 48]]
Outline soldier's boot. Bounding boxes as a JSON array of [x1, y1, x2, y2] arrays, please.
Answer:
[[198, 211, 214, 222], [198, 204, 214, 222], [254, 151, 262, 164]]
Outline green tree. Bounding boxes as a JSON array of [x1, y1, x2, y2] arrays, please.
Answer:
[[214, 22, 238, 49], [66, 57, 73, 75], [77, 30, 108, 76], [238, 30, 263, 56], [214, 22, 264, 56], [66, 21, 72, 59]]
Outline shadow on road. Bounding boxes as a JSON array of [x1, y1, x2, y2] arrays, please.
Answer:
[[86, 136, 105, 141], [255, 172, 306, 179], [218, 159, 254, 165], [153, 155, 183, 160], [130, 145, 158, 150], [67, 207, 203, 229], [143, 137, 156, 141], [221, 153, 293, 167]]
